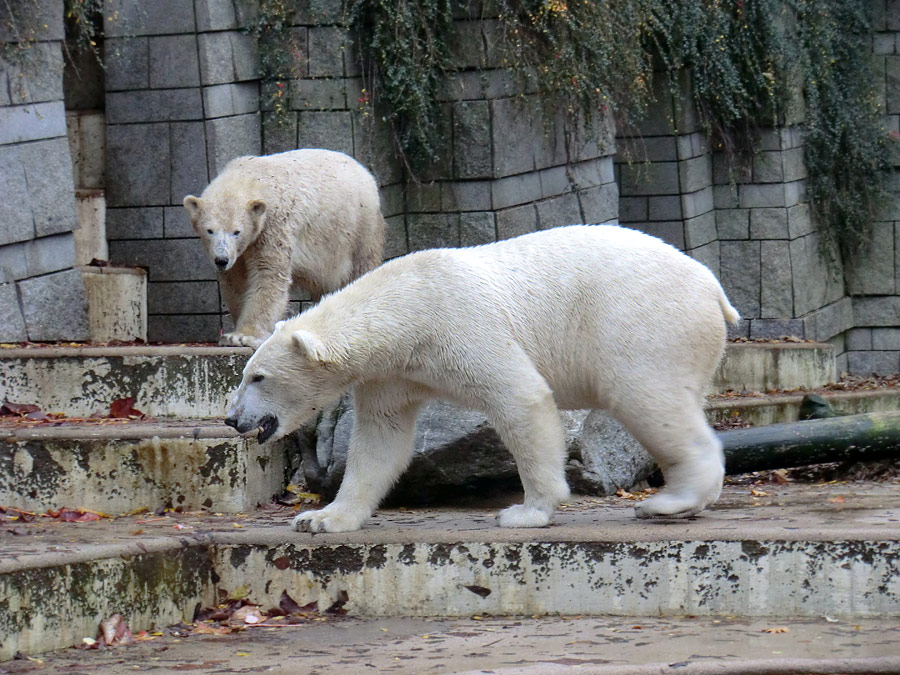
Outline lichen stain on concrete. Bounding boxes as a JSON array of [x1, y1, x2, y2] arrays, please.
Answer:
[[366, 545, 387, 569], [427, 543, 456, 567], [0, 441, 65, 500]]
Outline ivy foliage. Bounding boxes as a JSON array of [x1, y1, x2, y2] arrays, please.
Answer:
[[348, 0, 890, 258]]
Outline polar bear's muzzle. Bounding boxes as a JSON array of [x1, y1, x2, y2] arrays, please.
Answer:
[[224, 412, 279, 443]]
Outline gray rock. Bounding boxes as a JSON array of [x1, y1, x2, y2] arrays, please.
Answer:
[[18, 268, 89, 341], [299, 397, 657, 504]]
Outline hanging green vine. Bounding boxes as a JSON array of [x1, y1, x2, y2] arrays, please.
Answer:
[[348, 0, 890, 259], [248, 0, 304, 126]]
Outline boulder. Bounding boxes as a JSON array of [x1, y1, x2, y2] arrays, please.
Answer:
[[298, 396, 658, 503]]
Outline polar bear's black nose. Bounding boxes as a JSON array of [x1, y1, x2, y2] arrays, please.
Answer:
[[214, 256, 228, 269], [224, 415, 241, 430]]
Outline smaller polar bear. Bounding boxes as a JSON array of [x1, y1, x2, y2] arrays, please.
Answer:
[[225, 225, 740, 533], [183, 149, 385, 348]]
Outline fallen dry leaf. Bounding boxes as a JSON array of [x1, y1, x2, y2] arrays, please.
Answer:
[[109, 397, 146, 419], [762, 626, 790, 633], [829, 496, 846, 504]]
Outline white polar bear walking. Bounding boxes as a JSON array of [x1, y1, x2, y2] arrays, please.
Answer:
[[183, 149, 385, 348], [225, 224, 740, 532]]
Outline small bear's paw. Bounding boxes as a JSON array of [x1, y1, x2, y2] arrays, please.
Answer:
[[634, 492, 704, 519], [219, 332, 265, 349], [497, 504, 552, 528], [291, 507, 365, 533]]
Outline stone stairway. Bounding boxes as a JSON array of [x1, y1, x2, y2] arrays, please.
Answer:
[[2, 340, 899, 662]]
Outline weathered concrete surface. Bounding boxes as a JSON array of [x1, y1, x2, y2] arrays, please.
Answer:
[[712, 342, 836, 393], [707, 388, 900, 426], [0, 420, 299, 513], [2, 484, 899, 661], [0, 346, 251, 418], [10, 615, 900, 674]]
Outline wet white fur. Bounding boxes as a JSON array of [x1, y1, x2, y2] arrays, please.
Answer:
[[184, 149, 384, 348], [227, 224, 740, 532]]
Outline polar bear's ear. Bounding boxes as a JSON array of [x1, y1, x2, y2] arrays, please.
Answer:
[[292, 329, 332, 365], [183, 196, 203, 220], [247, 199, 267, 220]]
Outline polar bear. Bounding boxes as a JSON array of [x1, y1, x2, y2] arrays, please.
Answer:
[[225, 224, 740, 532], [183, 149, 385, 348]]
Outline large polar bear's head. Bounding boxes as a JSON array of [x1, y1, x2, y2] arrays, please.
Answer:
[[225, 322, 350, 443], [183, 190, 267, 272]]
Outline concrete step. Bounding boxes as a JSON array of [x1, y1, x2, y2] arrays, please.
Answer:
[[707, 387, 900, 427], [0, 419, 298, 515], [1, 342, 836, 420], [2, 484, 898, 662]]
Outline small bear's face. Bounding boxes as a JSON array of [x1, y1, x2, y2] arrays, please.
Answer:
[[225, 323, 348, 443], [183, 196, 267, 272]]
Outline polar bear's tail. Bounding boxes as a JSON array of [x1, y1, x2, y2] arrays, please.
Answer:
[[718, 288, 741, 326]]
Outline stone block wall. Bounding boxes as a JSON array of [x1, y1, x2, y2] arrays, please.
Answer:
[[0, 1, 89, 342]]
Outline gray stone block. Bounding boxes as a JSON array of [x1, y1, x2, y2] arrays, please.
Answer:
[[106, 89, 203, 124], [0, 101, 67, 144], [203, 82, 260, 118], [720, 240, 761, 318], [760, 240, 793, 318], [148, 281, 220, 314], [383, 215, 408, 259], [845, 328, 873, 351], [618, 136, 677, 163], [618, 161, 680, 196], [24, 233, 76, 277], [407, 213, 460, 251], [195, 0, 239, 31], [688, 240, 719, 278], [205, 114, 262, 176], [887, 55, 900, 114], [681, 186, 714, 219], [789, 233, 832, 316], [537, 194, 582, 230], [781, 147, 807, 182], [648, 196, 682, 221], [149, 35, 201, 89], [490, 97, 537, 177], [170, 122, 209, 205], [148, 313, 222, 343], [0, 242, 28, 283], [749, 319, 805, 340], [231, 32, 260, 81], [106, 123, 170, 207], [449, 19, 486, 69], [678, 155, 711, 193], [104, 37, 150, 91], [578, 183, 618, 224], [619, 196, 647, 222], [460, 212, 496, 247], [1, 41, 64, 105], [713, 184, 739, 209], [262, 111, 298, 155], [406, 183, 442, 213], [439, 70, 519, 101], [18, 268, 89, 341], [453, 100, 492, 179], [787, 203, 813, 239], [739, 183, 785, 209], [0, 0, 63, 42], [164, 206, 197, 238], [0, 146, 33, 246], [443, 181, 491, 212], [627, 222, 684, 250], [0, 282, 26, 342], [684, 211, 717, 249], [752, 150, 784, 183], [846, 221, 895, 295], [571, 157, 613, 189], [296, 111, 352, 156], [19, 138, 78, 237], [105, 207, 165, 240], [847, 350, 900, 376], [104, 0, 196, 37], [783, 180, 804, 208], [873, 327, 900, 350], [716, 208, 749, 239], [491, 172, 541, 210], [496, 204, 537, 240], [303, 0, 345, 24], [380, 183, 405, 218], [108, 238, 216, 282], [198, 32, 236, 85], [308, 27, 345, 78], [538, 166, 571, 199], [291, 78, 347, 110], [749, 207, 789, 239]]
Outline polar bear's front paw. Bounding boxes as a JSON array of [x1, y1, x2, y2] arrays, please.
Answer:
[[497, 504, 552, 528], [291, 507, 365, 533], [634, 492, 704, 519], [219, 332, 265, 349]]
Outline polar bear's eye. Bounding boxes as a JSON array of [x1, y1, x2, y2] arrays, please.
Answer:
[[251, 374, 265, 383], [233, 230, 241, 237], [206, 228, 214, 234]]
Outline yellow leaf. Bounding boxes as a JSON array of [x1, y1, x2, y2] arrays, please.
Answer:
[[228, 585, 249, 601], [762, 626, 790, 633]]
